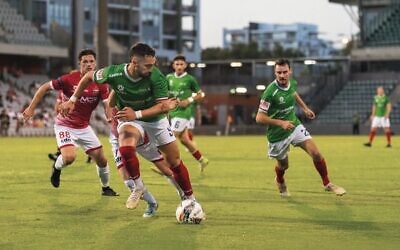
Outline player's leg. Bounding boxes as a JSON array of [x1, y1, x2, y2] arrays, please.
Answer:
[[118, 123, 146, 209], [78, 126, 118, 196], [275, 157, 290, 197], [298, 139, 346, 196], [178, 128, 209, 172], [109, 133, 158, 215], [365, 117, 379, 146], [52, 125, 78, 188], [48, 147, 61, 161], [384, 127, 391, 147], [172, 117, 209, 171], [383, 118, 391, 147], [158, 141, 195, 200]]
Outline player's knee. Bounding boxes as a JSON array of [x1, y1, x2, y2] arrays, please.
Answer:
[[311, 152, 323, 161], [62, 154, 76, 165]]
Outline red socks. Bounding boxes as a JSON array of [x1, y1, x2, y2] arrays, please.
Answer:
[[192, 150, 202, 161], [369, 131, 376, 144], [171, 160, 193, 196], [275, 166, 285, 183], [119, 146, 140, 179], [385, 131, 391, 145], [313, 158, 330, 186]]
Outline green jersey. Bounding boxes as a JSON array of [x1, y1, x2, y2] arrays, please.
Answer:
[[93, 64, 168, 122], [258, 79, 301, 143], [167, 72, 201, 119], [373, 95, 389, 117]]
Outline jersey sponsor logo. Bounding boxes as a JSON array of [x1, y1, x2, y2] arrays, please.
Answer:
[[96, 69, 105, 81], [259, 100, 270, 111], [109, 72, 123, 78], [79, 96, 98, 104]]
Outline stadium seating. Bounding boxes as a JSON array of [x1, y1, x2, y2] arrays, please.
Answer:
[[364, 1, 400, 47], [316, 80, 398, 124], [0, 0, 52, 46]]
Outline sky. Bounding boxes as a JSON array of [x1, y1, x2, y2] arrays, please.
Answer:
[[200, 0, 358, 49]]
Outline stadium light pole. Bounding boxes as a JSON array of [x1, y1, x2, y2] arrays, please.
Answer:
[[98, 0, 109, 68]]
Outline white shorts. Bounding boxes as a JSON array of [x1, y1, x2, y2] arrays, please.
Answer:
[[118, 117, 176, 147], [108, 132, 163, 168], [188, 117, 195, 130], [371, 116, 390, 128], [268, 124, 312, 160], [54, 124, 102, 153], [171, 117, 190, 132]]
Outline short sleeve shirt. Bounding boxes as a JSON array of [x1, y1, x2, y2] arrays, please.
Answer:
[[373, 95, 390, 117], [258, 79, 301, 143], [51, 71, 109, 129], [167, 72, 201, 119], [93, 64, 168, 122]]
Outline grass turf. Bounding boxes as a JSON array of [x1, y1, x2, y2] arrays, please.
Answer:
[[1, 135, 400, 249]]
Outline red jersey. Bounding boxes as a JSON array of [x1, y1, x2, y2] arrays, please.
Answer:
[[51, 71, 109, 129]]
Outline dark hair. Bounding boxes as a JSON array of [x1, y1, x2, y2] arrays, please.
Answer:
[[78, 48, 96, 61], [173, 54, 186, 62], [275, 58, 291, 69], [129, 43, 156, 59]]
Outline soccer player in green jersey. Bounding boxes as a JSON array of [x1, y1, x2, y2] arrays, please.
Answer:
[[255, 59, 346, 197], [364, 86, 392, 147], [167, 55, 209, 171], [60, 43, 199, 210]]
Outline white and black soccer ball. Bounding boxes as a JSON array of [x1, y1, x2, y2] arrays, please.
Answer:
[[176, 199, 205, 224]]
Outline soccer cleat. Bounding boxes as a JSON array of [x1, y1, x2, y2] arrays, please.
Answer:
[[363, 142, 372, 147], [126, 188, 144, 209], [386, 144, 392, 148], [50, 163, 61, 188], [102, 186, 119, 196], [199, 157, 209, 172], [275, 177, 290, 197], [324, 183, 346, 196], [143, 202, 158, 218]]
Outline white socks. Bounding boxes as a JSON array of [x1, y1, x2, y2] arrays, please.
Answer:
[[54, 155, 65, 170], [97, 165, 110, 187]]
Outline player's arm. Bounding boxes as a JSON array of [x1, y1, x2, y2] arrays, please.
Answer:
[[179, 91, 205, 108], [115, 98, 178, 121], [385, 102, 391, 118], [22, 81, 52, 122], [370, 104, 376, 120], [294, 92, 315, 119], [255, 99, 294, 130], [59, 70, 95, 116]]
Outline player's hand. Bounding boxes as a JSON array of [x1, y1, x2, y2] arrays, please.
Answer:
[[115, 107, 136, 121], [59, 100, 75, 117], [370, 115, 374, 121], [161, 98, 178, 112], [22, 108, 34, 123], [304, 108, 315, 119], [279, 120, 295, 130], [178, 99, 190, 108]]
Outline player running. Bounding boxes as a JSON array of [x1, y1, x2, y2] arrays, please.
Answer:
[[60, 43, 199, 210], [23, 49, 118, 196], [167, 55, 209, 172], [255, 58, 346, 197]]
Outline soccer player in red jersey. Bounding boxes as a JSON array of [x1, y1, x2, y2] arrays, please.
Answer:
[[23, 49, 118, 196]]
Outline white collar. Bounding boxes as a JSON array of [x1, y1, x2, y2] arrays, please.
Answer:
[[274, 80, 291, 91], [174, 72, 187, 78]]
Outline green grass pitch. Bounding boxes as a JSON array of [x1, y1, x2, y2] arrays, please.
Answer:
[[1, 135, 400, 249]]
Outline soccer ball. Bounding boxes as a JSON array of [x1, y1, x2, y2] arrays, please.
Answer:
[[175, 199, 205, 224]]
